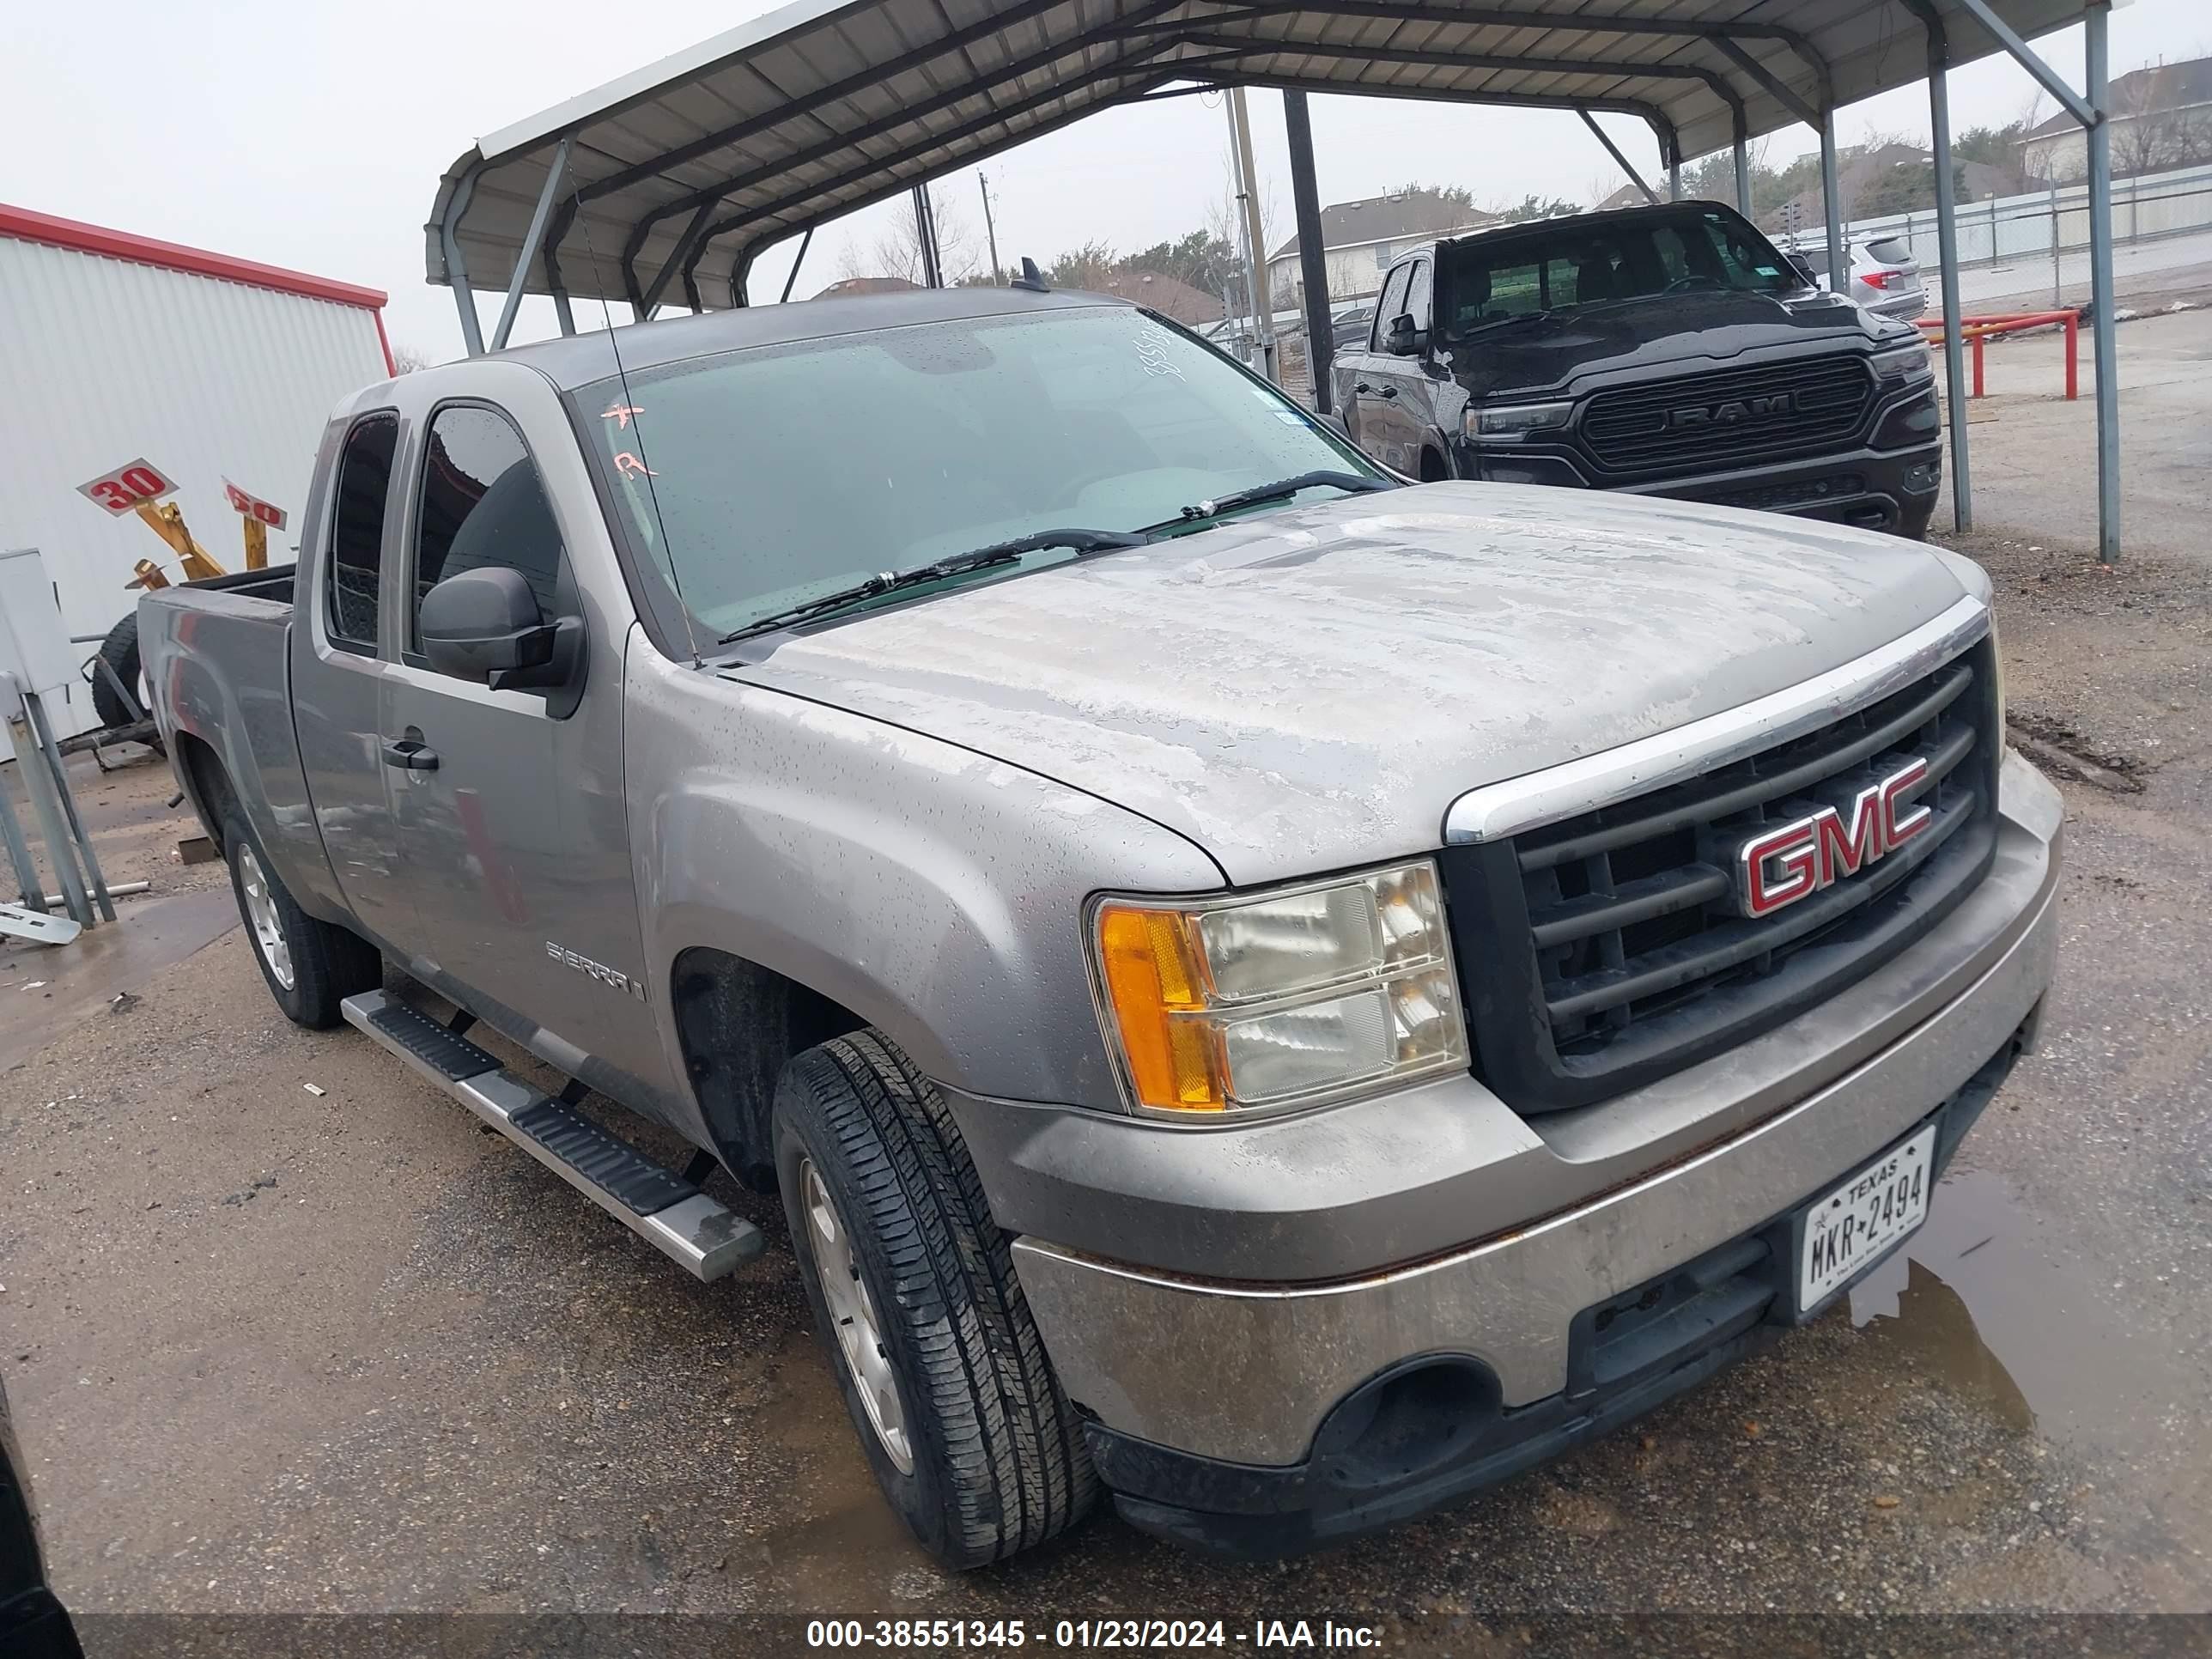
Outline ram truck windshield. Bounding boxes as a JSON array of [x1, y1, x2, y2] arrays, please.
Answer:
[[1439, 204, 1800, 334]]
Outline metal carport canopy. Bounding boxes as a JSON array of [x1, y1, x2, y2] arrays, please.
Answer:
[[427, 0, 2089, 317]]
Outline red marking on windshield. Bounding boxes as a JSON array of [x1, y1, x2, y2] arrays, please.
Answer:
[[602, 403, 644, 428], [614, 451, 657, 478]]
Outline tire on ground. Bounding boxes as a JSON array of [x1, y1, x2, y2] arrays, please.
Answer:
[[222, 807, 381, 1028], [92, 612, 142, 728], [775, 1029, 1097, 1567]]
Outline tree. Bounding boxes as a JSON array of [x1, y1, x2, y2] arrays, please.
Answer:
[[388, 343, 435, 374], [1492, 193, 1582, 223], [838, 190, 988, 285], [1395, 180, 1477, 213], [1122, 228, 1240, 295], [1046, 240, 1121, 289]]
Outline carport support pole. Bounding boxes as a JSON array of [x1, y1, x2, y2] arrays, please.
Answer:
[[2085, 0, 2119, 562], [1283, 91, 1335, 415], [441, 163, 488, 357], [1579, 110, 1657, 206], [1819, 112, 1847, 292], [1922, 12, 1972, 530], [1733, 132, 1753, 218], [491, 135, 571, 354]]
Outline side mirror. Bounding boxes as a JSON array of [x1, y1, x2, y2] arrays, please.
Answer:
[[1785, 255, 1822, 288], [1386, 313, 1427, 356], [1316, 410, 1352, 441], [418, 566, 581, 696]]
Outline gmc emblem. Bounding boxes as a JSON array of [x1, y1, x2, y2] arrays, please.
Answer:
[[1730, 759, 1933, 919], [1668, 392, 1796, 429]]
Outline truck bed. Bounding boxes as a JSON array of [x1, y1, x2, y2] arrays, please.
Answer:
[[138, 568, 324, 893]]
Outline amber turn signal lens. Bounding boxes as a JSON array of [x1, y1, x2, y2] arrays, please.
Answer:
[[1095, 904, 1224, 1111]]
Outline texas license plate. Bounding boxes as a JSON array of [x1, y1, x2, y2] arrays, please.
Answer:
[[1797, 1123, 1936, 1309]]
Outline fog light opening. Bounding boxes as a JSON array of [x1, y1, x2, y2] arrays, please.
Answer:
[[1310, 1357, 1502, 1492]]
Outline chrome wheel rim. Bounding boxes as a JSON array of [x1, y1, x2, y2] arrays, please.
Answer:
[[801, 1157, 914, 1474], [238, 844, 294, 991]]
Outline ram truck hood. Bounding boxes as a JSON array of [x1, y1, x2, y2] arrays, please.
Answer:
[[732, 483, 1983, 886], [1447, 289, 1886, 401]]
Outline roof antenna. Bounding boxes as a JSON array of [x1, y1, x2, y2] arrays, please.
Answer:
[[1010, 257, 1049, 293]]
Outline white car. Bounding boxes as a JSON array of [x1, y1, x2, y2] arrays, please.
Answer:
[[1797, 235, 1929, 321]]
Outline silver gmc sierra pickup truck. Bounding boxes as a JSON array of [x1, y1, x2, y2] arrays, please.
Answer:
[[141, 285, 2061, 1565]]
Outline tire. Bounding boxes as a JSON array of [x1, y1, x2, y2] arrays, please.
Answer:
[[775, 1029, 1096, 1567], [223, 809, 381, 1028], [92, 613, 142, 728]]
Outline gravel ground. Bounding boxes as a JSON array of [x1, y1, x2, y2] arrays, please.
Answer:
[[3, 532, 2209, 1659]]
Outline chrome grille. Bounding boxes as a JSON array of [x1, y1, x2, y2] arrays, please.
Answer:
[[1439, 640, 2001, 1113]]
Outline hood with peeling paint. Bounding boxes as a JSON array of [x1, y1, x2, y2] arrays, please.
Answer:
[[731, 483, 1978, 886]]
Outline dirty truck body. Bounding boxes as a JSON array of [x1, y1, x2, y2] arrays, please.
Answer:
[[141, 288, 2060, 1564]]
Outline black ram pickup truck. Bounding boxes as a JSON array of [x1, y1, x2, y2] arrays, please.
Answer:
[[1329, 200, 1943, 538]]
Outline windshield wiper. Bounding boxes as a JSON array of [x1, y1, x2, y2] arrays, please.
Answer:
[[717, 528, 1152, 643], [1152, 471, 1394, 532]]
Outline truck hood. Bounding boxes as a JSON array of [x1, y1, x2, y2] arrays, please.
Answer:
[[731, 483, 1980, 885], [1450, 289, 1883, 400]]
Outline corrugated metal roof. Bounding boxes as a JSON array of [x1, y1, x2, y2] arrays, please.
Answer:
[[427, 0, 2094, 310]]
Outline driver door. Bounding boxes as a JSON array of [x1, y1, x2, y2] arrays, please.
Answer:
[[380, 386, 665, 1099], [1347, 262, 1413, 471]]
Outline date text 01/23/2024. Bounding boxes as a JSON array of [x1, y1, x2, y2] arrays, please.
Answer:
[[805, 1619, 1387, 1649]]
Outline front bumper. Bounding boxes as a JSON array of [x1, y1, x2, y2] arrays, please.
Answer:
[[1455, 386, 1944, 538], [1089, 1031, 2028, 1558], [1005, 753, 2060, 1541]]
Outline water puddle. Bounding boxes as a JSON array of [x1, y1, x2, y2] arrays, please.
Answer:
[[741, 1331, 944, 1609], [1849, 1167, 2185, 1462]]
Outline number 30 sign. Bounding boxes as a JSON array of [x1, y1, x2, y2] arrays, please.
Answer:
[[76, 458, 175, 516]]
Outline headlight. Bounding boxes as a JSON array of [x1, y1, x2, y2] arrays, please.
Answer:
[[1466, 400, 1573, 441], [1090, 860, 1468, 1117], [1871, 341, 1933, 386]]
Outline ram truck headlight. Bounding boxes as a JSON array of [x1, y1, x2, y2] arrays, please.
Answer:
[[1090, 860, 1469, 1117], [1466, 400, 1574, 441], [1871, 340, 1934, 386]]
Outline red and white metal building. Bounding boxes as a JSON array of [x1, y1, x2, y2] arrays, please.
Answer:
[[0, 204, 394, 732]]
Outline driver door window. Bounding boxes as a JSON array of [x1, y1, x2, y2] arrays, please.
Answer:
[[408, 404, 568, 667], [1370, 264, 1412, 350]]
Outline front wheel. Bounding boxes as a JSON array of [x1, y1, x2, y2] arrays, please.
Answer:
[[224, 811, 381, 1028], [775, 1030, 1096, 1567]]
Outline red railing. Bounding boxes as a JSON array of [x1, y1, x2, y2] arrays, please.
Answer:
[[1917, 309, 2081, 400]]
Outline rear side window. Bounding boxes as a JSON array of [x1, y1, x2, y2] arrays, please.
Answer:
[[410, 404, 567, 653], [326, 414, 398, 652]]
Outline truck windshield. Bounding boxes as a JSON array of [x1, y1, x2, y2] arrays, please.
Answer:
[[1438, 206, 1797, 337], [573, 306, 1378, 641]]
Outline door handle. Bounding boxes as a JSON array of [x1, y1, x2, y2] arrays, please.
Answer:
[[382, 738, 439, 771], [1378, 386, 1398, 399], [1354, 381, 1372, 395]]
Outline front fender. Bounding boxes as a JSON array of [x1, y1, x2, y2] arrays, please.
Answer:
[[624, 641, 1226, 1111]]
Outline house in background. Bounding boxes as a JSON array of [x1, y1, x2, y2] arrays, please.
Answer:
[[2021, 55, 2212, 181], [1086, 269, 1221, 325], [1266, 187, 1496, 305]]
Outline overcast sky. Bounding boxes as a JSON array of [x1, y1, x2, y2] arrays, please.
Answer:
[[6, 1, 2205, 361]]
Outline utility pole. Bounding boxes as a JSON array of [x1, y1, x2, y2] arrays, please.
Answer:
[[1225, 88, 1278, 382], [978, 171, 1001, 284]]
